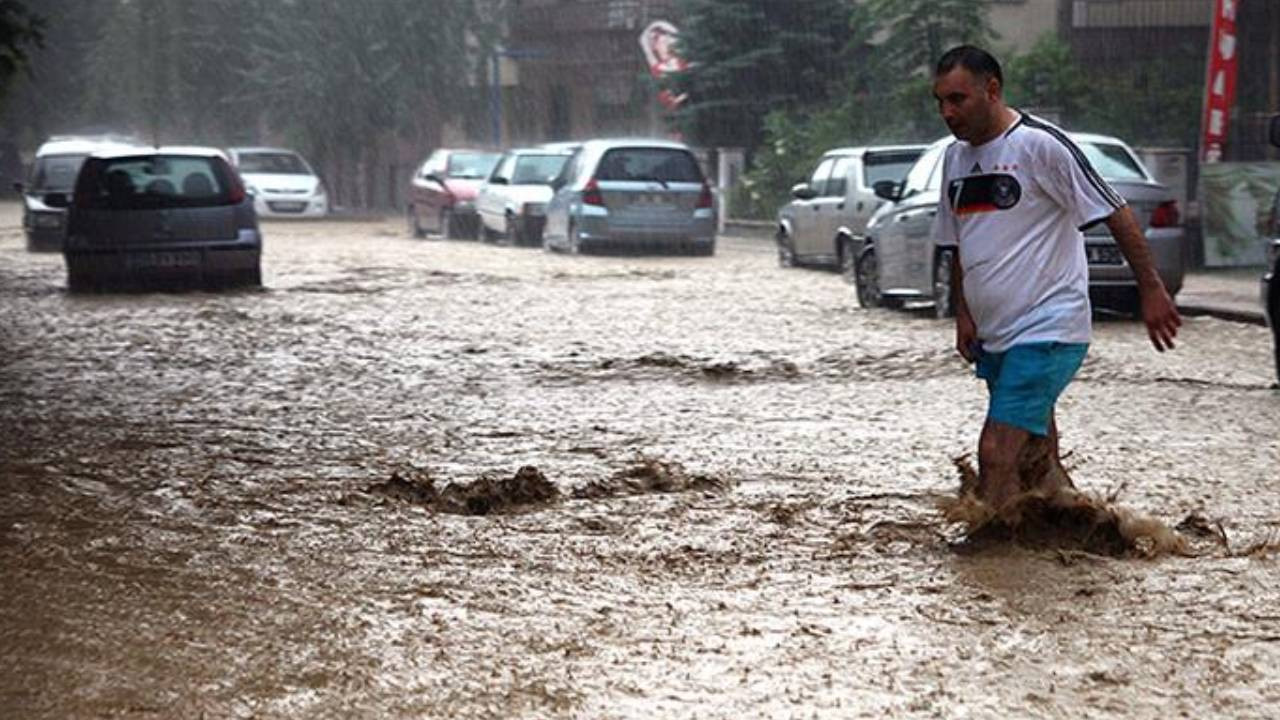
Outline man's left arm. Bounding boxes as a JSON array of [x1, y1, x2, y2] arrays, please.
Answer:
[[1105, 206, 1181, 351]]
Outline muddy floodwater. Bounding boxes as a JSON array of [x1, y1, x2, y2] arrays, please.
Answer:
[[2, 201, 1279, 718]]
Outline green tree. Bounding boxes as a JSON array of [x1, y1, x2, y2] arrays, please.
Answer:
[[1003, 33, 1089, 123], [240, 0, 487, 208], [667, 0, 852, 149], [0, 0, 44, 107], [731, 0, 996, 218]]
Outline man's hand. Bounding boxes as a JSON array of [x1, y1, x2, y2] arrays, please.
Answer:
[[1105, 207, 1183, 352], [1141, 283, 1181, 352]]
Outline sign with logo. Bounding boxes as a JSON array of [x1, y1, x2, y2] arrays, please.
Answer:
[[1200, 0, 1239, 162], [639, 20, 688, 110]]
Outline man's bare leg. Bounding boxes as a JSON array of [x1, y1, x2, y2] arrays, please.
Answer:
[[976, 419, 1031, 511], [1021, 411, 1075, 494]]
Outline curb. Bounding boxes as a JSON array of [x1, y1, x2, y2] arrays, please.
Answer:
[[1176, 303, 1266, 326]]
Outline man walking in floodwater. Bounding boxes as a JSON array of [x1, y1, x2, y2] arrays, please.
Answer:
[[931, 46, 1182, 512]]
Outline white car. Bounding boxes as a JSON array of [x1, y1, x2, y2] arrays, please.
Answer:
[[227, 147, 327, 219], [475, 149, 571, 245]]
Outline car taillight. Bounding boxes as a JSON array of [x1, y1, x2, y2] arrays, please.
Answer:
[[696, 182, 713, 209], [1150, 200, 1180, 228], [582, 178, 605, 207], [219, 158, 246, 204]]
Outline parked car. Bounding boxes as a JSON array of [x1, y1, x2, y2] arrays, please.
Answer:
[[476, 148, 572, 246], [542, 138, 716, 255], [775, 144, 925, 269], [407, 149, 501, 239], [58, 146, 261, 291], [226, 147, 327, 219], [854, 131, 1187, 316], [15, 135, 142, 251]]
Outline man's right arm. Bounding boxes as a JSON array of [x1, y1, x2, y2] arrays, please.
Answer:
[[953, 258, 977, 362]]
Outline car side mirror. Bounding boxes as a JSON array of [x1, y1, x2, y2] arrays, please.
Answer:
[[43, 192, 70, 208], [1269, 115, 1280, 148], [489, 176, 508, 185], [791, 183, 818, 201], [550, 177, 566, 192], [872, 180, 901, 201], [425, 172, 444, 184]]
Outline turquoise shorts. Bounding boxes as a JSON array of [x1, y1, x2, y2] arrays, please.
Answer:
[[975, 342, 1088, 436]]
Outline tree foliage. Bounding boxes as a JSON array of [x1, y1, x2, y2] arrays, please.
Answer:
[[0, 0, 500, 208], [732, 0, 995, 218], [0, 0, 44, 106], [667, 0, 850, 149]]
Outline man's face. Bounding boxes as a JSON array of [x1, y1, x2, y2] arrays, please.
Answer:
[[933, 67, 997, 143]]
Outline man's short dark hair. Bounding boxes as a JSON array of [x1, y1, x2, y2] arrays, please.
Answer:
[[936, 45, 1003, 88]]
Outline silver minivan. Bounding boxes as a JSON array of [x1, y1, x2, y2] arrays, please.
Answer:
[[856, 132, 1186, 316], [15, 135, 142, 251], [59, 146, 261, 291], [775, 144, 924, 269], [542, 139, 716, 255]]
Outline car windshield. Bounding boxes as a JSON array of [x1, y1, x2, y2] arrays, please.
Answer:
[[237, 152, 310, 175], [1078, 141, 1147, 181], [901, 143, 946, 197], [864, 150, 923, 187], [77, 155, 235, 209], [596, 148, 703, 183], [447, 152, 501, 179], [32, 154, 88, 192], [511, 154, 569, 185]]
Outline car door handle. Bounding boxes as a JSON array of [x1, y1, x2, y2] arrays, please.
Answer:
[[837, 203, 844, 210]]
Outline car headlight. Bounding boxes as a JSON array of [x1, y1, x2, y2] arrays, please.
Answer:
[[34, 212, 63, 228], [522, 202, 546, 217], [313, 183, 326, 197], [453, 201, 474, 212]]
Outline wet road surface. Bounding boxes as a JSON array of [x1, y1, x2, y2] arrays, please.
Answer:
[[2, 201, 1279, 718]]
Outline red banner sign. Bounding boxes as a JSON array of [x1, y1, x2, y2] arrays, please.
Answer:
[[1201, 0, 1240, 162]]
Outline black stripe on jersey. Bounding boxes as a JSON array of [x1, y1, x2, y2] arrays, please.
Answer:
[[1021, 115, 1125, 210]]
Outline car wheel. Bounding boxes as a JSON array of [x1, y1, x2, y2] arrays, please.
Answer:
[[504, 215, 520, 245], [441, 209, 458, 239], [693, 241, 715, 257], [568, 222, 583, 254], [932, 247, 956, 318], [777, 232, 796, 267], [854, 248, 882, 309], [838, 237, 857, 284], [408, 205, 425, 238]]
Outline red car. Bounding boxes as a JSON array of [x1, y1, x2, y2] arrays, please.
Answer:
[[406, 149, 501, 239]]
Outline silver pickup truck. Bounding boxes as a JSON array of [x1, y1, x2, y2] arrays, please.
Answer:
[[776, 145, 924, 272]]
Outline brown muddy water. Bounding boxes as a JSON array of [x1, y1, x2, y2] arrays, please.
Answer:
[[2, 201, 1279, 718]]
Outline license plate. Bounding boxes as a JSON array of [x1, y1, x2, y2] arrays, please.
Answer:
[[1086, 244, 1123, 265], [269, 201, 306, 212], [125, 251, 199, 270]]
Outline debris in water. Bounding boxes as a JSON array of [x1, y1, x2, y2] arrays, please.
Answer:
[[572, 456, 733, 499], [939, 455, 1189, 558], [368, 466, 560, 515]]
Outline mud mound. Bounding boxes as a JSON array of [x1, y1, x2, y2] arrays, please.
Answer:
[[572, 457, 733, 500], [595, 353, 800, 382], [940, 456, 1189, 558], [368, 466, 560, 515]]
